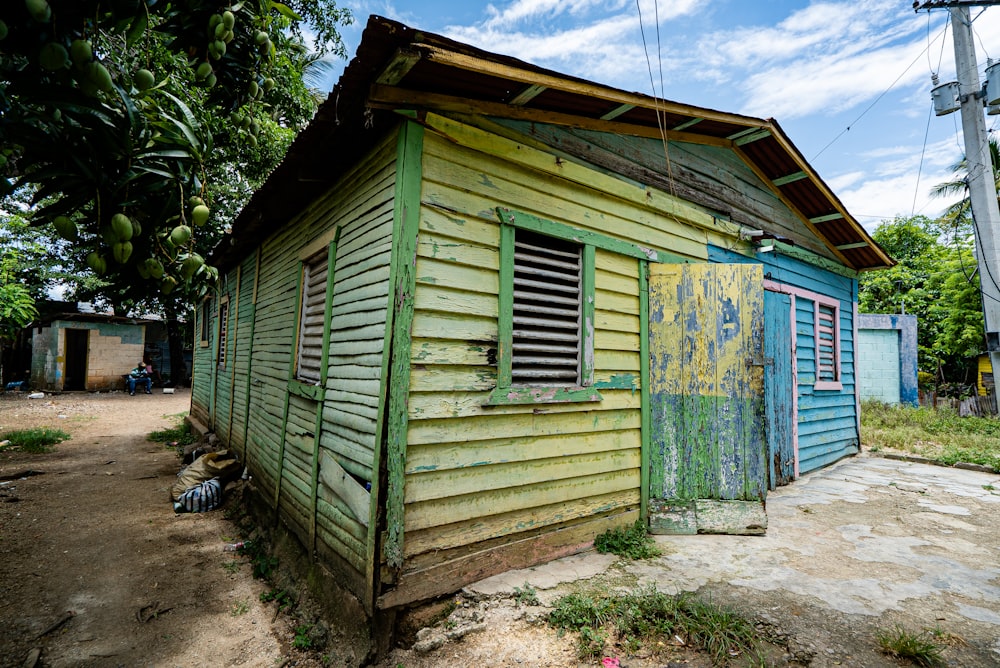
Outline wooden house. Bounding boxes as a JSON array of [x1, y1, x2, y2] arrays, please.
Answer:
[[189, 16, 892, 621]]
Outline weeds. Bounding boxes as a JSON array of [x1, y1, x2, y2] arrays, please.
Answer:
[[0, 427, 70, 453], [861, 402, 1000, 472], [260, 588, 293, 613], [231, 599, 250, 616], [548, 585, 764, 665], [222, 560, 240, 574], [148, 419, 197, 448], [513, 583, 540, 607], [594, 520, 661, 560], [293, 624, 314, 649], [238, 540, 278, 580], [876, 625, 945, 666]]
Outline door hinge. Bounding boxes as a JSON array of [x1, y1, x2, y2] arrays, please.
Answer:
[[746, 356, 773, 367]]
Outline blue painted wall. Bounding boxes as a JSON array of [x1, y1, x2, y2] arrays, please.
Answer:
[[856, 313, 918, 406], [709, 246, 860, 476]]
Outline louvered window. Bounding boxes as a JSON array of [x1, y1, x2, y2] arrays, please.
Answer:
[[296, 249, 328, 383], [811, 297, 841, 390], [511, 229, 582, 386], [217, 301, 228, 368], [817, 304, 836, 382]]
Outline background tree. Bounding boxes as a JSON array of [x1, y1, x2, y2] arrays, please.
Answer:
[[1, 0, 350, 383], [859, 215, 984, 389]]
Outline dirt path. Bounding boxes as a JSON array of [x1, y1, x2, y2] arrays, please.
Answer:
[[0, 390, 300, 668], [5, 391, 999, 668]]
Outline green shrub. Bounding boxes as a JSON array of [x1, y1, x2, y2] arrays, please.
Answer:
[[0, 428, 70, 453], [594, 520, 661, 559]]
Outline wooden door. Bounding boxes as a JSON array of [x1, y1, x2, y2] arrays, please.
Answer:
[[647, 263, 767, 534], [765, 290, 795, 487]]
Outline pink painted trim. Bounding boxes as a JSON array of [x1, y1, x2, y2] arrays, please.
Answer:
[[789, 293, 799, 479], [853, 300, 861, 450], [764, 278, 842, 386]]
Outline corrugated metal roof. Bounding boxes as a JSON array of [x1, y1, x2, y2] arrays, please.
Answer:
[[213, 15, 893, 272]]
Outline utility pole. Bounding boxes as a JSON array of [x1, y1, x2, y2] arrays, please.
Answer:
[[916, 1, 1000, 382]]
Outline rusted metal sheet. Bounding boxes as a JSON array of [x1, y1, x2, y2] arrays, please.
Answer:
[[648, 263, 766, 533]]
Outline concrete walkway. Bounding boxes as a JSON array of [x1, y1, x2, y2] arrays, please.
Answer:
[[468, 454, 1000, 665]]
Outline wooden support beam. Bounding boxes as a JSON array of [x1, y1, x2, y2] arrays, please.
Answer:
[[835, 241, 870, 250], [733, 129, 772, 146], [671, 117, 703, 131], [509, 84, 547, 106], [375, 48, 422, 85], [415, 42, 760, 127], [368, 85, 734, 148], [600, 103, 635, 120], [810, 213, 845, 224], [772, 171, 809, 186]]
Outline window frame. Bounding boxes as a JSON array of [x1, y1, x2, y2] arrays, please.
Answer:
[[216, 297, 229, 369], [294, 247, 331, 385], [812, 296, 842, 391], [487, 208, 663, 406], [199, 300, 211, 347]]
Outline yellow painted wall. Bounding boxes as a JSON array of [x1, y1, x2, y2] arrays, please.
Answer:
[[979, 354, 994, 396], [400, 115, 734, 564]]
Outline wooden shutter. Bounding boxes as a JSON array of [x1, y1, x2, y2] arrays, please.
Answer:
[[296, 250, 328, 383], [511, 229, 581, 386], [816, 303, 837, 382], [217, 302, 228, 367]]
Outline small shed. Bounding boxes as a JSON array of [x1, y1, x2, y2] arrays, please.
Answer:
[[856, 313, 918, 406], [29, 305, 158, 392], [189, 16, 892, 628]]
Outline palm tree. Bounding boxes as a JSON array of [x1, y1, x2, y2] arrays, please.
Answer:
[[931, 136, 1000, 227]]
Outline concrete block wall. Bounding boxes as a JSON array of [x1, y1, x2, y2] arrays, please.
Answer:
[[856, 314, 918, 406], [857, 329, 901, 404], [85, 325, 145, 390]]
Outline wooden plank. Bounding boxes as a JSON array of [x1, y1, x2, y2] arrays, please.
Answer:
[[404, 490, 638, 557], [404, 449, 639, 503], [408, 406, 641, 445], [416, 231, 500, 270], [415, 256, 498, 294], [370, 84, 738, 149], [383, 119, 424, 570], [411, 311, 496, 342], [410, 338, 494, 366], [405, 468, 639, 531], [413, 284, 497, 318], [408, 387, 640, 420], [318, 449, 371, 527], [377, 509, 639, 609], [406, 428, 640, 473]]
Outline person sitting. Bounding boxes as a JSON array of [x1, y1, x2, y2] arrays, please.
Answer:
[[127, 361, 152, 395]]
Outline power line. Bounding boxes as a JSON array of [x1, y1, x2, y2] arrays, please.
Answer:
[[812, 22, 948, 161]]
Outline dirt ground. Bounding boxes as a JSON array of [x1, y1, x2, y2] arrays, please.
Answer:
[[2, 390, 999, 668]]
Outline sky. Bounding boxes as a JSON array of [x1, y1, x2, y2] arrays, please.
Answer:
[[315, 0, 1000, 233]]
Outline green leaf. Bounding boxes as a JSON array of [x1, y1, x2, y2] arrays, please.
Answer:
[[269, 1, 303, 20], [126, 7, 149, 47]]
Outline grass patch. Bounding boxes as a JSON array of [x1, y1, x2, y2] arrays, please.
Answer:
[[876, 625, 945, 666], [148, 418, 197, 448], [512, 582, 540, 607], [0, 428, 70, 453], [594, 520, 661, 560], [861, 402, 1000, 472], [548, 586, 764, 665]]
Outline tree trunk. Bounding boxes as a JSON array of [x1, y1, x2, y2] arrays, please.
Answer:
[[163, 301, 188, 387]]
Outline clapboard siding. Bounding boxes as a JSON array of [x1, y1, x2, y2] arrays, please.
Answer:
[[488, 119, 835, 261], [227, 253, 258, 458], [401, 130, 645, 562]]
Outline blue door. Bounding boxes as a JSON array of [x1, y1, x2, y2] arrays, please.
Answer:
[[764, 290, 794, 487]]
